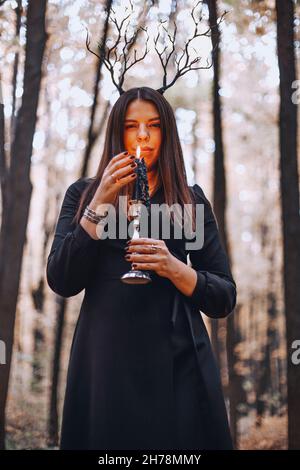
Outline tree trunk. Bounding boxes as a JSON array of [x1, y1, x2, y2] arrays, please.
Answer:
[[10, 0, 22, 147], [276, 0, 300, 450], [47, 296, 66, 447], [30, 82, 52, 392], [0, 76, 6, 208], [207, 0, 225, 368], [205, 0, 241, 447], [0, 0, 47, 449]]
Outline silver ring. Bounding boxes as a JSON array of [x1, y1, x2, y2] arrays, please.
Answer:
[[111, 173, 116, 184], [151, 244, 158, 251]]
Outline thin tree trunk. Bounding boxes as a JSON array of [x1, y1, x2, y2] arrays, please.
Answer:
[[207, 0, 224, 368], [47, 296, 66, 447], [10, 0, 22, 147], [276, 0, 300, 450], [0, 75, 6, 208], [0, 0, 47, 449], [30, 87, 52, 391], [206, 0, 241, 447]]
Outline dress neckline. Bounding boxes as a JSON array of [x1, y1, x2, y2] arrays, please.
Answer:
[[149, 184, 163, 201]]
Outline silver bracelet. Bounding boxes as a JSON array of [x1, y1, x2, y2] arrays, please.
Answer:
[[83, 205, 108, 224]]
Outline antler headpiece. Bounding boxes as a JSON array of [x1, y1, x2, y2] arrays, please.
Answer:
[[86, 0, 225, 95]]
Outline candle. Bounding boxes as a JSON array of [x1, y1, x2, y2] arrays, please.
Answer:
[[131, 145, 150, 207], [136, 145, 141, 160], [133, 145, 141, 200]]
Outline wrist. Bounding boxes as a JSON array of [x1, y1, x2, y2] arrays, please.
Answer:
[[89, 197, 111, 213], [167, 256, 198, 297], [166, 254, 182, 282], [79, 216, 100, 240]]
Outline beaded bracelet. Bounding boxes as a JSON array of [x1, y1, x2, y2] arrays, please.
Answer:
[[83, 205, 108, 224]]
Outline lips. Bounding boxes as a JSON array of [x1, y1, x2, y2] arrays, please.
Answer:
[[140, 147, 153, 151]]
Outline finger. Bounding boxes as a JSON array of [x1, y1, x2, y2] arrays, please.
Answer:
[[128, 240, 164, 251], [113, 161, 137, 180], [128, 238, 161, 245], [126, 244, 161, 253], [125, 253, 160, 263], [106, 151, 130, 170], [111, 150, 130, 162], [116, 172, 137, 186], [109, 154, 136, 174], [131, 263, 156, 270]]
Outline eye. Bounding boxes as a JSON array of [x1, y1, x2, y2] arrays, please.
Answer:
[[125, 122, 160, 129]]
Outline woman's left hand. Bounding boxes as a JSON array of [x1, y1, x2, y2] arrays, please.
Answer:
[[124, 238, 176, 279]]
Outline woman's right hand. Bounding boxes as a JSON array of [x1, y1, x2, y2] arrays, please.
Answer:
[[92, 151, 137, 205]]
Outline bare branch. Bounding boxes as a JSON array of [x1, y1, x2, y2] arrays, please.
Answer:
[[155, 2, 228, 94], [85, 0, 227, 95], [85, 0, 150, 94]]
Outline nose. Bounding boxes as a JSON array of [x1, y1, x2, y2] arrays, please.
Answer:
[[137, 123, 149, 142]]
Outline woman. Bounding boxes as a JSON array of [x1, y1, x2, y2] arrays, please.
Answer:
[[46, 86, 237, 450]]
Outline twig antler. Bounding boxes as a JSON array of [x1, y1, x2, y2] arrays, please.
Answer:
[[85, 0, 150, 95], [86, 0, 227, 95], [155, 0, 227, 94]]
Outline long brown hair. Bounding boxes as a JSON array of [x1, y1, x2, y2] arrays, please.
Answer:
[[73, 86, 196, 230]]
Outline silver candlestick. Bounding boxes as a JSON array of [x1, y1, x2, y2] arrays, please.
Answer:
[[121, 145, 151, 285]]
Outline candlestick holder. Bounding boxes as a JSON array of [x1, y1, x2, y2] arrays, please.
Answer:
[[121, 145, 151, 284]]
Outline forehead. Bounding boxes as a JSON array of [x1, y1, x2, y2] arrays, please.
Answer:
[[125, 99, 159, 120]]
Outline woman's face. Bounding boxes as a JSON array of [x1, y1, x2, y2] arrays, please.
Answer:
[[123, 99, 162, 172]]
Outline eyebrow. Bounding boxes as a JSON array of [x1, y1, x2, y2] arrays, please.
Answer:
[[125, 117, 160, 122]]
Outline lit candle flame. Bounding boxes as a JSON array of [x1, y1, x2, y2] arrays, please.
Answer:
[[136, 145, 141, 159]]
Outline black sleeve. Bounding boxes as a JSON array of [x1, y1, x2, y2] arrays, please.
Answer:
[[46, 178, 100, 298], [187, 183, 237, 318]]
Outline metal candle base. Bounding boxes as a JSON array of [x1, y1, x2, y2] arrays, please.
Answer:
[[120, 197, 152, 285], [120, 269, 152, 284]]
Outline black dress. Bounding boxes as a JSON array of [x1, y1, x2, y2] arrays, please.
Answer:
[[46, 177, 237, 450]]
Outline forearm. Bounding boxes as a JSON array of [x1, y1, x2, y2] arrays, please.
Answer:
[[80, 214, 100, 240], [79, 197, 107, 240], [46, 223, 99, 297], [167, 255, 198, 297]]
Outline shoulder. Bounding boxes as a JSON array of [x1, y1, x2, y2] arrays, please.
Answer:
[[61, 177, 95, 209], [65, 177, 94, 199], [188, 183, 216, 223], [188, 183, 211, 205]]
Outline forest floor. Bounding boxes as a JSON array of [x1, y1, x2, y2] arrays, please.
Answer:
[[238, 414, 287, 449], [6, 397, 287, 450], [6, 396, 58, 450]]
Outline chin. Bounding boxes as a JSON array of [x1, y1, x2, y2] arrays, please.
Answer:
[[144, 159, 153, 168], [144, 157, 158, 168]]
